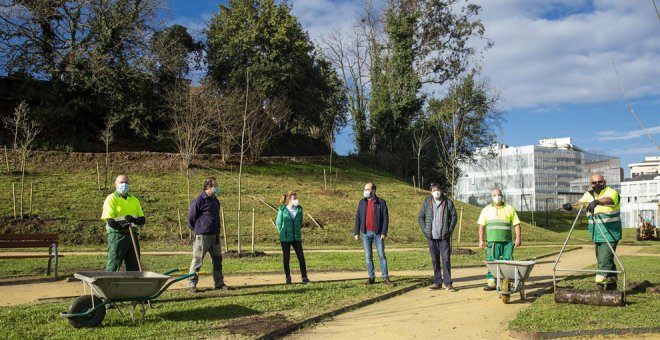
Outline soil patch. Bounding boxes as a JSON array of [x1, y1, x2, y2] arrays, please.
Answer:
[[627, 280, 655, 293], [223, 250, 268, 259], [0, 216, 50, 234], [318, 190, 348, 198], [221, 313, 295, 335], [452, 247, 476, 255]]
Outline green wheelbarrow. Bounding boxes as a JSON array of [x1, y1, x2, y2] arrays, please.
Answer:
[[60, 268, 197, 328]]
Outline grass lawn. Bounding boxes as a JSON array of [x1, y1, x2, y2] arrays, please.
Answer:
[[509, 255, 660, 333], [0, 154, 567, 248], [638, 244, 660, 254], [0, 246, 574, 279], [0, 276, 424, 339]]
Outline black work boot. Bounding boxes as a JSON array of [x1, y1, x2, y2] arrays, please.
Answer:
[[595, 283, 605, 291], [605, 282, 618, 291]]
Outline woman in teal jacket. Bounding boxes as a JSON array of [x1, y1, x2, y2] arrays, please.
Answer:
[[276, 191, 309, 284]]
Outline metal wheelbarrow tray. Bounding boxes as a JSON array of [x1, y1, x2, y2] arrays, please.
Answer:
[[60, 268, 195, 328], [484, 260, 536, 304]]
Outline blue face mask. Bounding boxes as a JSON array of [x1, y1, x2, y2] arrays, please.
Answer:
[[117, 183, 129, 195], [212, 186, 220, 195]]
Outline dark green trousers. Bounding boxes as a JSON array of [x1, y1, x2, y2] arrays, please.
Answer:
[[486, 241, 515, 280], [105, 232, 141, 271], [595, 241, 617, 283]]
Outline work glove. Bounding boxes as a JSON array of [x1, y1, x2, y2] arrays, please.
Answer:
[[124, 215, 136, 224], [562, 203, 573, 211], [587, 200, 599, 213]]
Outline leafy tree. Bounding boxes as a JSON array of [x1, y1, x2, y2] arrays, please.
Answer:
[[206, 0, 345, 141]]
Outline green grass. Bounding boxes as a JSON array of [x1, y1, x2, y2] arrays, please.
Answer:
[[0, 246, 572, 279], [509, 255, 660, 333], [638, 245, 660, 254], [0, 153, 567, 248], [0, 276, 423, 339]]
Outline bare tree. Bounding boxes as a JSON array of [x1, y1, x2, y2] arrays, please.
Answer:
[[167, 82, 218, 204], [3, 101, 40, 218], [99, 114, 120, 190], [412, 124, 432, 189]]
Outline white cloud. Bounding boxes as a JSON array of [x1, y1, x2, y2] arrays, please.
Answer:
[[473, 0, 660, 109], [290, 0, 364, 43], [606, 145, 660, 156], [595, 126, 660, 142]]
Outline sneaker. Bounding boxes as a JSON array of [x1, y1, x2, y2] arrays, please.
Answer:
[[188, 286, 198, 293], [302, 277, 311, 284], [214, 284, 230, 290], [383, 278, 395, 287], [365, 278, 376, 285], [429, 284, 442, 290], [445, 285, 458, 292], [285, 276, 292, 285], [483, 285, 496, 291]]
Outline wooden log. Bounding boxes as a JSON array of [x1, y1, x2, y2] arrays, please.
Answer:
[[554, 288, 624, 306]]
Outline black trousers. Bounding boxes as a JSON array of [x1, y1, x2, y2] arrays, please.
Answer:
[[281, 241, 307, 278], [428, 239, 452, 285]]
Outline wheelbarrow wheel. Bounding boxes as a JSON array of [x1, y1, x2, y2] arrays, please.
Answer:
[[501, 278, 511, 304], [67, 296, 106, 328]]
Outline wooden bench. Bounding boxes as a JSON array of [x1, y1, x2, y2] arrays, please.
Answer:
[[0, 234, 62, 280]]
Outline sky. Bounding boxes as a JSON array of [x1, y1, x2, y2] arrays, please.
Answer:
[[166, 0, 660, 177]]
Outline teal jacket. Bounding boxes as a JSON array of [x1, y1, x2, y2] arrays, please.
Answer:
[[276, 205, 303, 242]]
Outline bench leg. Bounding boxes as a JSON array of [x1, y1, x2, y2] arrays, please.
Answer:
[[54, 243, 59, 281], [47, 245, 52, 276]]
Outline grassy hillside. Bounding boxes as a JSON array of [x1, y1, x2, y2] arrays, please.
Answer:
[[0, 151, 568, 248]]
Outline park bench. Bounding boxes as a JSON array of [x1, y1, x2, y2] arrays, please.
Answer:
[[0, 233, 62, 280]]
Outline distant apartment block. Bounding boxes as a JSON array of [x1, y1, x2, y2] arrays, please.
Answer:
[[620, 156, 660, 228], [629, 156, 660, 177]]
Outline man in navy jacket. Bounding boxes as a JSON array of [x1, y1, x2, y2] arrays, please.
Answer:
[[354, 182, 394, 286], [187, 177, 230, 293]]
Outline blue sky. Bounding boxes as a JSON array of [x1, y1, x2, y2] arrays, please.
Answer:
[[166, 0, 660, 177]]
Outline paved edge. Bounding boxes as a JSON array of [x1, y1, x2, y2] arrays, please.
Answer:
[[257, 278, 433, 340], [508, 326, 660, 339]]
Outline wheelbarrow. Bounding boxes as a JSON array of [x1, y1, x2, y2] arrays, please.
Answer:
[[484, 259, 536, 304], [60, 268, 196, 328]]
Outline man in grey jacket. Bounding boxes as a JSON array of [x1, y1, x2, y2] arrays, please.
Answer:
[[418, 182, 458, 291]]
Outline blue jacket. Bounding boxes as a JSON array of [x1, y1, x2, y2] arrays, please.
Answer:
[[188, 191, 220, 235], [354, 196, 389, 236]]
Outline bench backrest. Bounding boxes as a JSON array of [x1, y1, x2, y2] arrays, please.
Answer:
[[0, 233, 59, 248]]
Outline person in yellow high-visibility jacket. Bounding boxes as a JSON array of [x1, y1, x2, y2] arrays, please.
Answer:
[[477, 189, 521, 290], [101, 175, 146, 271], [563, 173, 621, 291]]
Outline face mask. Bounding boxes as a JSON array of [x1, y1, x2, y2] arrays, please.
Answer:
[[363, 190, 372, 199], [492, 195, 502, 204], [432, 191, 441, 199], [592, 183, 605, 194], [291, 199, 299, 207], [117, 183, 129, 195], [212, 186, 220, 195]]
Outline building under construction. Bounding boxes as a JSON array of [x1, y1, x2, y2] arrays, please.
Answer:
[[454, 137, 622, 213]]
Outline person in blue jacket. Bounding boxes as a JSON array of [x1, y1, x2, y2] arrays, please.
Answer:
[[276, 191, 310, 284]]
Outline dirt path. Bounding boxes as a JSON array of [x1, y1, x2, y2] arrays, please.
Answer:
[[287, 246, 642, 340]]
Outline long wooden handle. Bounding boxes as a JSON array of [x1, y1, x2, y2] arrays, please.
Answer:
[[128, 226, 142, 272]]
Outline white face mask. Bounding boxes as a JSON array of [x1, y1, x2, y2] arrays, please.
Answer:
[[432, 191, 441, 199], [492, 195, 503, 204], [363, 190, 372, 199], [291, 199, 299, 207]]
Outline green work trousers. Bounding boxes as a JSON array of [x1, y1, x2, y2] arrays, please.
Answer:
[[486, 241, 515, 280], [105, 232, 141, 271], [595, 241, 618, 282]]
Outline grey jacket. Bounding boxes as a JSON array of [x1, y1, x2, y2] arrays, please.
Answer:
[[418, 194, 457, 240]]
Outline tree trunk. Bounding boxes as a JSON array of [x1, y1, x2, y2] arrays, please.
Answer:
[[19, 150, 26, 219], [105, 143, 109, 190]]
